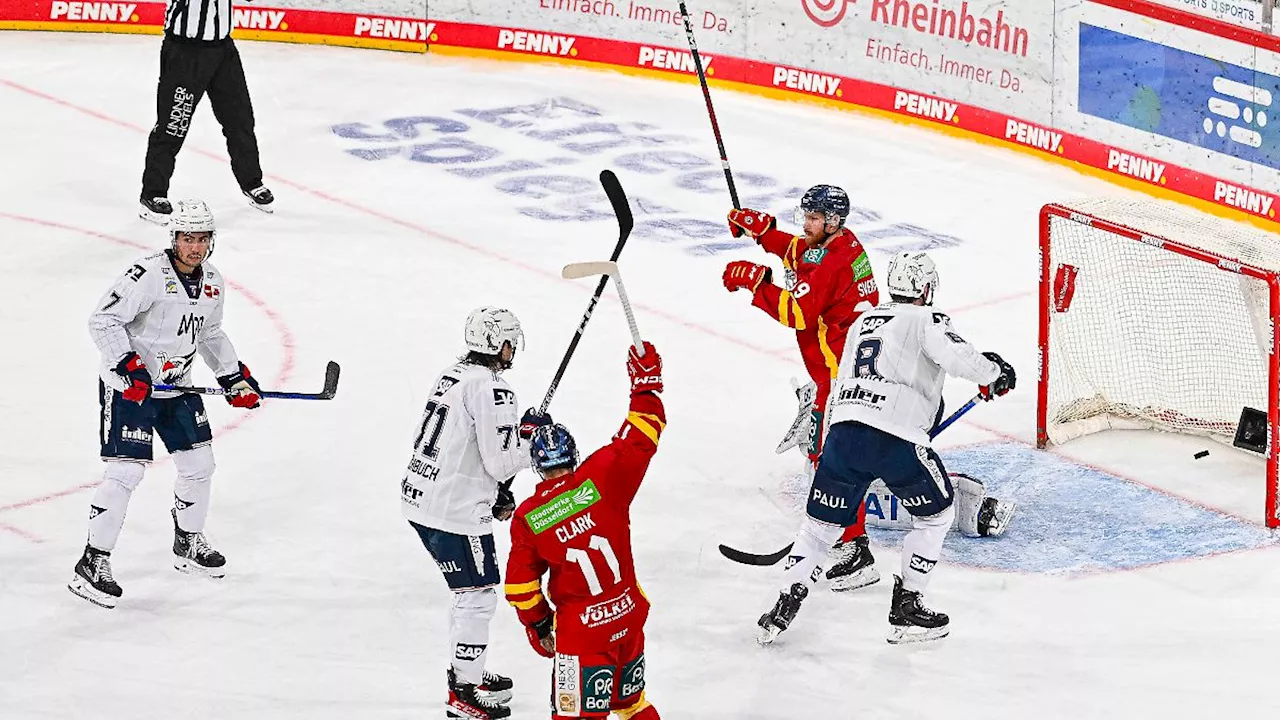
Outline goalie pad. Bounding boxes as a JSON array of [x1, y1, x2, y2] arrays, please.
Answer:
[[865, 473, 1010, 538], [776, 378, 818, 455]]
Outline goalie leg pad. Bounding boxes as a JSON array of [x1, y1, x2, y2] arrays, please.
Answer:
[[952, 472, 986, 537]]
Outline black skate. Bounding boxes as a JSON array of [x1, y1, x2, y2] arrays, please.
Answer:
[[243, 185, 275, 214], [477, 669, 513, 705], [68, 545, 122, 609], [825, 535, 881, 591], [172, 509, 226, 578], [977, 497, 1017, 537], [447, 667, 511, 719], [887, 575, 949, 644], [139, 196, 173, 226], [756, 582, 809, 645]]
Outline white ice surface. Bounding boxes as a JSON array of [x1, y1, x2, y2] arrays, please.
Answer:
[[1, 33, 1277, 719]]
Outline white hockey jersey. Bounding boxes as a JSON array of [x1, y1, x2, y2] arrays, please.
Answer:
[[400, 362, 530, 537], [88, 251, 241, 399], [826, 302, 999, 446]]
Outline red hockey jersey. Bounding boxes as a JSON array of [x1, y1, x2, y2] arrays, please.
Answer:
[[751, 227, 879, 382], [505, 392, 665, 655]]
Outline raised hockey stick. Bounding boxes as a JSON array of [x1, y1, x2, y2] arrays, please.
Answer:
[[718, 393, 985, 566], [539, 170, 634, 413], [562, 260, 645, 355], [677, 0, 740, 209], [154, 361, 341, 401]]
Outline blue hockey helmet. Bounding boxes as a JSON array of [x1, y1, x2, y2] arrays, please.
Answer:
[[798, 185, 851, 228], [530, 423, 579, 477]]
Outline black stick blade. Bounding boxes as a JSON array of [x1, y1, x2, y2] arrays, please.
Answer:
[[321, 361, 341, 399], [718, 542, 795, 566], [600, 169, 633, 244]]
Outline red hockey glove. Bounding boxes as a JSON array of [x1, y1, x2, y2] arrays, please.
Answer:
[[978, 352, 1017, 401], [727, 208, 776, 239], [217, 362, 262, 409], [627, 342, 663, 395], [519, 408, 552, 441], [114, 352, 153, 405], [525, 614, 555, 658], [723, 261, 772, 294]]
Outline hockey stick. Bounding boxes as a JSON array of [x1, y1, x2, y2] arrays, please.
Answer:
[[562, 260, 645, 355], [718, 393, 985, 566], [677, 0, 740, 209], [539, 170, 634, 414], [154, 361, 341, 400]]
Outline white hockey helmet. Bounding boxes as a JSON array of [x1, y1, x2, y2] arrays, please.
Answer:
[[464, 307, 524, 356], [885, 251, 939, 305], [169, 198, 217, 258]]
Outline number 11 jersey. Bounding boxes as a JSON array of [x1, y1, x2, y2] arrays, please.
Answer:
[[400, 362, 529, 537]]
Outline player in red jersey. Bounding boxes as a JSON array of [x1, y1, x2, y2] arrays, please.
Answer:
[[724, 185, 882, 591], [505, 342, 665, 720]]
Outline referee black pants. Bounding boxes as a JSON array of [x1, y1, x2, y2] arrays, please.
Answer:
[[141, 34, 264, 199]]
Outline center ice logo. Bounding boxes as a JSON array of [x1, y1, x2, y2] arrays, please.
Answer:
[[802, 0, 857, 27]]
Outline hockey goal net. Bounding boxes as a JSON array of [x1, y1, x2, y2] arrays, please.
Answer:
[[1038, 198, 1280, 528]]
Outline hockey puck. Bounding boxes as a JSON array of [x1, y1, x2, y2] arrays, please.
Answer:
[[1194, 450, 1210, 459]]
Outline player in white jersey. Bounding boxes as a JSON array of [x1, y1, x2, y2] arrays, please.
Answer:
[[756, 251, 1016, 645], [70, 199, 262, 609], [400, 307, 550, 719]]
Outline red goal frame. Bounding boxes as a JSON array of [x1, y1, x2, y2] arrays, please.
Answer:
[[1037, 203, 1280, 528]]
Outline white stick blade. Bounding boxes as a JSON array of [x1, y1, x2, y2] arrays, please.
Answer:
[[562, 261, 618, 280]]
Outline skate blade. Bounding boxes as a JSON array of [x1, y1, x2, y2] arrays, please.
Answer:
[[68, 576, 117, 609], [246, 197, 275, 214], [830, 567, 881, 592], [138, 205, 170, 226], [445, 701, 492, 719], [756, 623, 783, 645], [174, 557, 226, 578], [886, 624, 949, 644], [476, 687, 512, 705]]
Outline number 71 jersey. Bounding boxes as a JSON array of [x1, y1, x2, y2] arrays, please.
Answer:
[[505, 392, 666, 655], [400, 362, 528, 537]]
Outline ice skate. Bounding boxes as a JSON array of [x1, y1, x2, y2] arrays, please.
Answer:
[[476, 669, 513, 705], [68, 545, 122, 609], [446, 667, 511, 719], [978, 497, 1016, 537], [172, 509, 226, 578], [139, 196, 172, 225], [887, 575, 949, 644], [825, 535, 881, 591], [757, 582, 809, 645], [243, 185, 274, 213]]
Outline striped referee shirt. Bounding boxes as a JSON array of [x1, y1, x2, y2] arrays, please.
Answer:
[[164, 0, 234, 41]]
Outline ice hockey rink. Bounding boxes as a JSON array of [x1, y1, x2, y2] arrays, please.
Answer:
[[2, 32, 1277, 719]]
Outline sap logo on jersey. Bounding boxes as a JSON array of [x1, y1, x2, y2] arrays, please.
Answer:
[[580, 590, 637, 627], [556, 513, 597, 543], [454, 643, 487, 661], [859, 315, 893, 335], [50, 2, 136, 22], [497, 30, 577, 56], [909, 554, 937, 574], [811, 487, 848, 509]]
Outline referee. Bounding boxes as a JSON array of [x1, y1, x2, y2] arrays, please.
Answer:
[[140, 0, 274, 224]]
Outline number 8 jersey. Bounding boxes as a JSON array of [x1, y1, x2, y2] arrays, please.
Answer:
[[826, 302, 998, 446], [400, 362, 529, 536], [504, 391, 666, 655]]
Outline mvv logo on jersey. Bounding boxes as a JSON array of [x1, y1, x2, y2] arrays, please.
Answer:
[[176, 313, 205, 339]]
